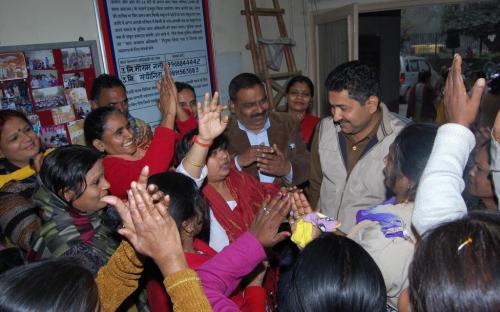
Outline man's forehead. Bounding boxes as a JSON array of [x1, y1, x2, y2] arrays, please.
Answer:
[[99, 86, 126, 98], [329, 89, 350, 103], [234, 85, 266, 104], [329, 89, 350, 97]]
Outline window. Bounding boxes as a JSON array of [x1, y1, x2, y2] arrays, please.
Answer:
[[409, 60, 419, 72], [418, 60, 430, 72]]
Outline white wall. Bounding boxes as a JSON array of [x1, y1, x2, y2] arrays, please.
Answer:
[[0, 0, 103, 69]]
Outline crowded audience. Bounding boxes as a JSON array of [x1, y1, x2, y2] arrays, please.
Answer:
[[0, 52, 499, 312]]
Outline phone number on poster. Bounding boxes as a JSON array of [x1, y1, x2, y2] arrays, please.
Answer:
[[170, 66, 204, 76], [167, 58, 203, 68]]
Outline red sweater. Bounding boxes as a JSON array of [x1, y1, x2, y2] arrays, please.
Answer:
[[103, 127, 176, 199], [147, 239, 266, 312], [301, 113, 321, 145], [175, 110, 198, 138]]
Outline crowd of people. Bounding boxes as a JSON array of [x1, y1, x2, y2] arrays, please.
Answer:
[[0, 53, 499, 312]]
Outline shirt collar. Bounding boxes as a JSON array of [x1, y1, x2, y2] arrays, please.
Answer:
[[237, 118, 271, 135]]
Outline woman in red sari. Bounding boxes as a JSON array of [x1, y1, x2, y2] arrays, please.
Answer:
[[176, 129, 281, 310], [176, 129, 280, 251], [283, 75, 320, 146]]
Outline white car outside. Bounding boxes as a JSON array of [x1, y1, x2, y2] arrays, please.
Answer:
[[400, 55, 439, 100]]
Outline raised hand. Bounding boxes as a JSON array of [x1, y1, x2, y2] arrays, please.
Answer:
[[120, 182, 187, 276], [197, 91, 229, 142], [136, 165, 165, 203], [250, 193, 291, 248], [100, 165, 170, 244], [156, 64, 177, 129], [444, 54, 486, 127], [256, 144, 291, 177]]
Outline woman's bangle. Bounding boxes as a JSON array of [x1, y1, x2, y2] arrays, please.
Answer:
[[187, 158, 204, 168], [193, 135, 212, 148]]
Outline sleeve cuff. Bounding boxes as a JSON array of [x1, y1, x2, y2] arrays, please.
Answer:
[[439, 123, 475, 152], [176, 161, 208, 188], [234, 156, 243, 171], [283, 162, 293, 184]]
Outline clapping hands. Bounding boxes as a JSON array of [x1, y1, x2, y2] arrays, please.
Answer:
[[101, 166, 188, 277], [250, 193, 291, 248]]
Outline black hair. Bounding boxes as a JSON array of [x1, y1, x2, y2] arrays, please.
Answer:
[[285, 75, 314, 97], [417, 71, 431, 83], [39, 145, 102, 202], [175, 81, 196, 96], [0, 110, 32, 140], [386, 123, 438, 201], [175, 128, 229, 164], [0, 257, 99, 312], [474, 136, 492, 163], [228, 73, 264, 101], [489, 75, 500, 95], [89, 74, 126, 101], [0, 248, 25, 274], [84, 106, 122, 148], [324, 61, 380, 106], [148, 171, 209, 236], [473, 70, 486, 80], [279, 233, 387, 312], [409, 211, 500, 312]]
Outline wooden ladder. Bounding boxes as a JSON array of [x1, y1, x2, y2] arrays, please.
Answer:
[[241, 0, 301, 108]]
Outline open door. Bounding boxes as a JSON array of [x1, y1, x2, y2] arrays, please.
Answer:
[[313, 4, 358, 117]]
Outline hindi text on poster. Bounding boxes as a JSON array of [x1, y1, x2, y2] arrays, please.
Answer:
[[104, 0, 213, 126]]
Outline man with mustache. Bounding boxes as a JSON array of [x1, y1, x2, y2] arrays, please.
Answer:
[[307, 61, 408, 232], [225, 73, 309, 186]]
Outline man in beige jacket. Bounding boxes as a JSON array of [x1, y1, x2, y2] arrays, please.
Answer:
[[307, 61, 408, 232]]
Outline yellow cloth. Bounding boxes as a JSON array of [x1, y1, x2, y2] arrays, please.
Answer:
[[291, 219, 314, 249], [96, 241, 144, 312], [164, 269, 212, 312], [0, 149, 54, 189], [291, 213, 341, 248]]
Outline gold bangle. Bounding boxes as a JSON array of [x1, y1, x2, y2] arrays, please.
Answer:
[[168, 276, 200, 290], [187, 158, 204, 168]]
